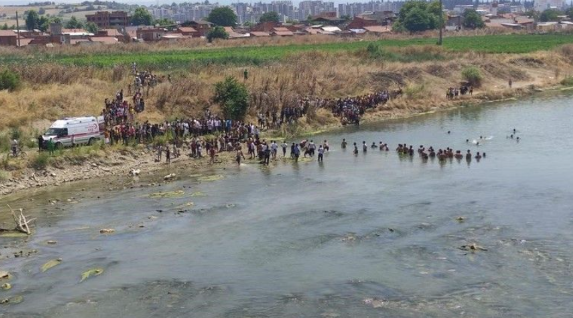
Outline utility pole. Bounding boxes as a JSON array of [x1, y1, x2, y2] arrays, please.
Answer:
[[438, 0, 443, 46], [15, 11, 21, 47]]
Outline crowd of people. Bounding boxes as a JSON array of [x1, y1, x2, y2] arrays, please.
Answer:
[[328, 90, 398, 125], [446, 85, 473, 99], [94, 65, 490, 167], [255, 89, 403, 129]]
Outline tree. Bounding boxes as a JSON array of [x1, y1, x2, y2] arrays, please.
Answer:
[[462, 9, 485, 29], [1, 23, 8, 30], [213, 76, 249, 120], [131, 7, 153, 26], [65, 16, 83, 29], [566, 7, 573, 20], [207, 7, 237, 26], [396, 0, 443, 32], [525, 9, 540, 21], [207, 26, 228, 42], [403, 7, 432, 32], [259, 11, 279, 23], [154, 18, 175, 27], [85, 21, 98, 34], [25, 10, 41, 30], [539, 9, 562, 22], [38, 16, 49, 31], [340, 14, 351, 21]]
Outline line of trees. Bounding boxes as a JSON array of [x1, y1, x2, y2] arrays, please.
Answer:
[[23, 9, 99, 32]]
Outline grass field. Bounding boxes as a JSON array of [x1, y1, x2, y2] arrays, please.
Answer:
[[1, 33, 571, 69]]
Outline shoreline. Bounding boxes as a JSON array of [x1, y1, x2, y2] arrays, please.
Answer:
[[1, 82, 570, 198]]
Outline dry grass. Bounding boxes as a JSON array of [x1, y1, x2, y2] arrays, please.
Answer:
[[2, 43, 573, 138]]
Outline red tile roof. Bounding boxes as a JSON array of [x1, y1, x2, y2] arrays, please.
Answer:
[[103, 29, 123, 36], [0, 30, 16, 36], [273, 30, 294, 36], [364, 26, 391, 33], [178, 27, 197, 33], [250, 31, 270, 37]]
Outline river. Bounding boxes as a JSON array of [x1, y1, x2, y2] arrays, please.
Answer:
[[1, 92, 573, 317]]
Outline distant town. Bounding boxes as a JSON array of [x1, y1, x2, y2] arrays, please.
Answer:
[[0, 0, 571, 47]]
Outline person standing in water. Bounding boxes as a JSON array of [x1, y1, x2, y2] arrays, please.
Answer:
[[362, 141, 367, 153], [281, 141, 288, 157], [317, 145, 324, 162], [236, 145, 245, 165], [293, 144, 300, 162], [353, 143, 358, 155], [341, 139, 347, 149]]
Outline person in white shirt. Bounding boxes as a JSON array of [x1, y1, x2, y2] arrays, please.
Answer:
[[281, 141, 288, 157], [317, 145, 324, 162], [308, 140, 316, 157], [270, 141, 278, 160], [11, 139, 18, 157]]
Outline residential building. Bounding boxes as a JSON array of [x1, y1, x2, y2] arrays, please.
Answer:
[[0, 30, 17, 46], [86, 11, 130, 29], [136, 27, 167, 41]]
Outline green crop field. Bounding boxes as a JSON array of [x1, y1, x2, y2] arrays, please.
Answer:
[[1, 33, 573, 69]]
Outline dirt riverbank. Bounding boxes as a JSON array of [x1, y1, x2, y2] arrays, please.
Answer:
[[1, 82, 569, 198], [0, 146, 236, 196]]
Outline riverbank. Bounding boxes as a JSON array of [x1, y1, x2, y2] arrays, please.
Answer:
[[4, 41, 573, 196], [0, 81, 570, 197], [0, 145, 236, 196]]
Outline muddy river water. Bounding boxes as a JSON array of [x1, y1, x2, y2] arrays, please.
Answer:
[[1, 93, 573, 317]]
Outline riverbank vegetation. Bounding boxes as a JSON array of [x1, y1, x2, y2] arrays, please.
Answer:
[[3, 33, 573, 183]]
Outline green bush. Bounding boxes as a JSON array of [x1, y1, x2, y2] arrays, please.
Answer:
[[560, 76, 573, 86], [213, 76, 249, 120], [10, 127, 21, 140], [0, 133, 10, 152], [462, 66, 482, 87], [0, 69, 21, 91], [30, 153, 50, 170], [207, 26, 228, 43]]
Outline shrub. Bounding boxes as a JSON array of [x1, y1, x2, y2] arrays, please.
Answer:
[[10, 127, 21, 140], [0, 69, 21, 91], [462, 66, 482, 87], [213, 76, 249, 120], [30, 153, 50, 170], [207, 26, 228, 43], [560, 76, 573, 86]]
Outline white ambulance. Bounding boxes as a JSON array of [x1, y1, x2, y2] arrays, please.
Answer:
[[43, 116, 104, 149]]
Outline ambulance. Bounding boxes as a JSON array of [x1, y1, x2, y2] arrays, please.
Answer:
[[42, 116, 104, 149]]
